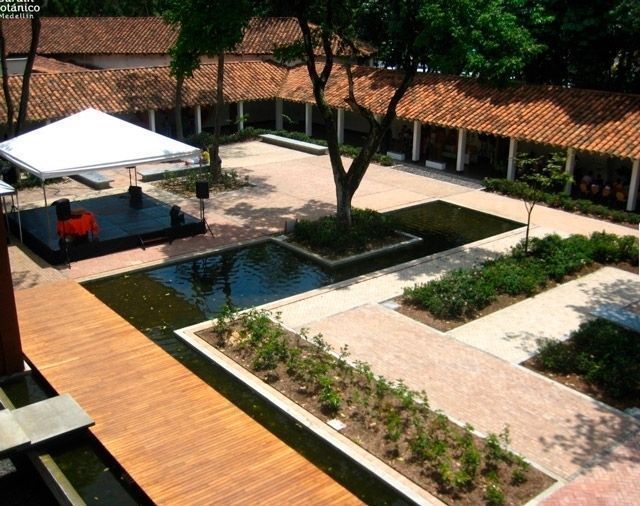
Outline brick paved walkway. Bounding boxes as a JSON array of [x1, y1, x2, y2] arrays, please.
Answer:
[[296, 303, 640, 485], [541, 433, 640, 505]]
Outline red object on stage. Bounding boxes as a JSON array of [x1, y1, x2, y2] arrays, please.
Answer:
[[57, 211, 99, 238]]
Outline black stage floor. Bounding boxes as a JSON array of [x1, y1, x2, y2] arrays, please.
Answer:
[[9, 192, 205, 265]]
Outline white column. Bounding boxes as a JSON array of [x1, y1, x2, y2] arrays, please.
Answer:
[[456, 128, 467, 172], [627, 158, 640, 211], [147, 109, 156, 132], [337, 108, 345, 144], [275, 98, 283, 130], [507, 138, 518, 180], [412, 120, 421, 162], [238, 101, 245, 131], [305, 103, 313, 136], [194, 105, 202, 134], [564, 147, 576, 193]]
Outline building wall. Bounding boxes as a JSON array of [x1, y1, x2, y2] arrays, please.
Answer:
[[66, 54, 171, 69]]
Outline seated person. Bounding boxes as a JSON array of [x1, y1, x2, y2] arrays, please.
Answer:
[[580, 171, 593, 186]]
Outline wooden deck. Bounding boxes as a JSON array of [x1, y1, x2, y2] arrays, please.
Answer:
[[15, 280, 360, 505]]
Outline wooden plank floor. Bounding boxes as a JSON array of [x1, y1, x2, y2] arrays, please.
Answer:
[[15, 280, 360, 505]]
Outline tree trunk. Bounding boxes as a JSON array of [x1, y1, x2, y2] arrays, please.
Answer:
[[15, 16, 41, 136], [211, 52, 224, 181], [524, 202, 534, 254], [335, 178, 354, 227], [0, 21, 15, 139], [175, 74, 184, 141]]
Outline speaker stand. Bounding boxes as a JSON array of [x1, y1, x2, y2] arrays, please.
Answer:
[[199, 198, 214, 237]]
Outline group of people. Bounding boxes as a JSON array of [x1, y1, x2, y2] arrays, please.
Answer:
[[579, 172, 626, 207]]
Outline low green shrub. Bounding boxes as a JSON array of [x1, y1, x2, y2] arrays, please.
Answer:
[[589, 232, 638, 264], [185, 127, 265, 149], [536, 339, 577, 374], [404, 268, 496, 319], [404, 232, 637, 321], [536, 319, 640, 399], [483, 177, 640, 224], [291, 208, 399, 256], [481, 257, 546, 296]]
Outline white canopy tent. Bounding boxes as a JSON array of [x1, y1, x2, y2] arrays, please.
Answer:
[[0, 108, 201, 255], [0, 108, 200, 179]]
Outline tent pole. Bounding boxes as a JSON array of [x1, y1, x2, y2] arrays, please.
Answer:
[[15, 190, 22, 243], [42, 180, 52, 249]]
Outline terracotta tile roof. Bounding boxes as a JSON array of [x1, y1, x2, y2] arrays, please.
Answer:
[[32, 55, 88, 73], [4, 17, 176, 55], [3, 16, 373, 57], [233, 17, 375, 57], [280, 65, 640, 159], [2, 61, 639, 160], [0, 61, 286, 121], [234, 17, 303, 55]]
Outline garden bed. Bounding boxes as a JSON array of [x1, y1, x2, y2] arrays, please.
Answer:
[[522, 319, 640, 412], [197, 308, 555, 505], [401, 233, 638, 331], [287, 208, 414, 262], [483, 177, 640, 226], [274, 230, 422, 267], [155, 168, 250, 197]]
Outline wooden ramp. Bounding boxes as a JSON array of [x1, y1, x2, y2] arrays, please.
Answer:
[[15, 280, 359, 505]]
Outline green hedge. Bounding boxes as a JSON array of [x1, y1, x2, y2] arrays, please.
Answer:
[[537, 319, 640, 399], [483, 178, 640, 224], [404, 232, 638, 320]]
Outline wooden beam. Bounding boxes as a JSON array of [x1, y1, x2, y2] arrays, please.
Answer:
[[0, 205, 23, 375]]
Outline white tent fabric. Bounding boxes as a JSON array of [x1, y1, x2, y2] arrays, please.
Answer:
[[0, 108, 200, 179], [0, 180, 16, 197]]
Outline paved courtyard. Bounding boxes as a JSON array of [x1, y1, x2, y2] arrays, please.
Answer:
[[7, 141, 640, 504]]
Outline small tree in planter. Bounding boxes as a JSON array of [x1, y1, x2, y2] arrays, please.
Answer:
[[513, 152, 572, 253]]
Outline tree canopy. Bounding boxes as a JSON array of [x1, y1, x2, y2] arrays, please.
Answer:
[[520, 0, 640, 93], [163, 0, 253, 174], [266, 0, 542, 226]]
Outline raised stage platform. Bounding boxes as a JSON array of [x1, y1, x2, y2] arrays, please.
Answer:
[[8, 192, 205, 265]]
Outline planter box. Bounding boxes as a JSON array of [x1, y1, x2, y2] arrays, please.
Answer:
[[174, 324, 436, 506], [425, 160, 446, 170], [270, 231, 422, 268], [386, 151, 405, 161]]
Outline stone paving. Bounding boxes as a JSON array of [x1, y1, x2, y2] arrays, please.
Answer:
[[7, 141, 640, 504], [296, 304, 640, 482], [448, 267, 640, 364]]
